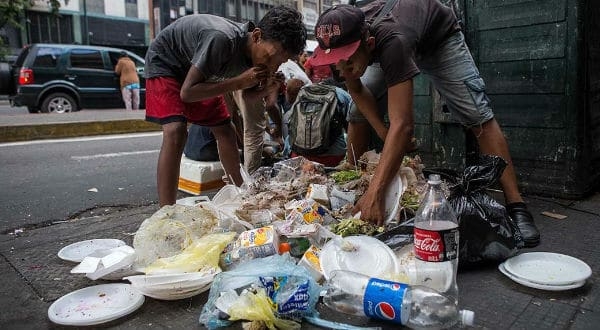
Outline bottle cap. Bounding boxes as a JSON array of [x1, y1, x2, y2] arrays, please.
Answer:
[[427, 174, 442, 184], [279, 242, 291, 254], [459, 310, 475, 326]]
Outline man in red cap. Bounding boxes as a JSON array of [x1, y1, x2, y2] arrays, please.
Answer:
[[312, 0, 540, 247]]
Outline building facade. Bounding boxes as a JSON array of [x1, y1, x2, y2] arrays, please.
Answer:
[[1, 0, 343, 60]]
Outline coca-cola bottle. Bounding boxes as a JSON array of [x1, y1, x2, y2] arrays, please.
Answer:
[[413, 174, 459, 304], [322, 270, 474, 329]]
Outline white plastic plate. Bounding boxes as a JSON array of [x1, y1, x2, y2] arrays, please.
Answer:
[[129, 281, 213, 300], [124, 270, 218, 300], [124, 270, 218, 287], [320, 235, 399, 281], [499, 263, 585, 291], [504, 252, 592, 286], [384, 173, 404, 224], [47, 283, 144, 326], [58, 239, 126, 263]]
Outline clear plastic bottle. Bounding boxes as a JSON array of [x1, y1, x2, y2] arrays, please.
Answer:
[[322, 270, 474, 329], [413, 174, 459, 304], [279, 237, 310, 258]]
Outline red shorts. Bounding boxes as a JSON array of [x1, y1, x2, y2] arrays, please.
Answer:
[[145, 77, 230, 126]]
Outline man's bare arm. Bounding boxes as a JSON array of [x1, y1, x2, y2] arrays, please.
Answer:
[[180, 66, 268, 102], [354, 79, 415, 225]]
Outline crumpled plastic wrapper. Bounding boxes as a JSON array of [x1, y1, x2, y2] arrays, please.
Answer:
[[133, 204, 219, 267], [144, 232, 235, 274]]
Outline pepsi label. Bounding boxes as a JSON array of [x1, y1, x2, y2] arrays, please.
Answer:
[[363, 278, 408, 324]]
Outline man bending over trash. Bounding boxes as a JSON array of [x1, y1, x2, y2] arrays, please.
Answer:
[[310, 1, 540, 247], [145, 6, 306, 207]]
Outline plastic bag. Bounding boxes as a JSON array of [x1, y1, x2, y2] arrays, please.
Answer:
[[227, 288, 300, 330], [145, 232, 236, 274], [199, 254, 321, 329], [424, 154, 523, 266], [133, 204, 220, 267]]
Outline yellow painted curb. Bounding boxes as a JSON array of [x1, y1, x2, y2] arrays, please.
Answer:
[[0, 120, 161, 143]]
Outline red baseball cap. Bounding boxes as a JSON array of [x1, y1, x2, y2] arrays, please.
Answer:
[[311, 5, 366, 66]]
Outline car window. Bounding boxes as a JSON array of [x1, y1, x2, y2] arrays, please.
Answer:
[[109, 50, 145, 75], [108, 51, 121, 67], [130, 56, 144, 68], [13, 46, 31, 67], [33, 47, 62, 67], [69, 49, 105, 69], [131, 56, 145, 75]]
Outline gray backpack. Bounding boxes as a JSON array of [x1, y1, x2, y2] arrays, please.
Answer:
[[288, 83, 344, 155]]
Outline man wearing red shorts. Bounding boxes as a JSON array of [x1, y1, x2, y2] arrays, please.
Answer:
[[145, 6, 306, 206]]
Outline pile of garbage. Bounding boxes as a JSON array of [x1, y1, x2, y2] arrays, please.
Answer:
[[51, 153, 527, 328]]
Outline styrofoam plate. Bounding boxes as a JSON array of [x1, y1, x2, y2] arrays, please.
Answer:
[[131, 282, 212, 300], [47, 283, 144, 326], [124, 270, 218, 287], [127, 272, 216, 300], [58, 239, 126, 263], [504, 252, 592, 286], [320, 235, 399, 281], [499, 263, 585, 291], [176, 196, 210, 206], [384, 173, 404, 224]]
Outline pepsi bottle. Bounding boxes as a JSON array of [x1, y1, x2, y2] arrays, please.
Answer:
[[323, 270, 474, 329]]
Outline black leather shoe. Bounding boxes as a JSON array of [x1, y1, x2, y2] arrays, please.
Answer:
[[508, 206, 540, 248]]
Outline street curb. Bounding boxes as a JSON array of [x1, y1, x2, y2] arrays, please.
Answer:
[[0, 119, 161, 142]]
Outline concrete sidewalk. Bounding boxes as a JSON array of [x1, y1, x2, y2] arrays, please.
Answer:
[[0, 108, 160, 143], [0, 191, 598, 329], [1, 99, 598, 329]]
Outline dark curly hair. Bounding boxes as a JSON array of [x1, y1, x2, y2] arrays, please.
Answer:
[[258, 6, 307, 56]]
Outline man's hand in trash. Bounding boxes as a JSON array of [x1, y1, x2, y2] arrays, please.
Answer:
[[352, 186, 386, 226]]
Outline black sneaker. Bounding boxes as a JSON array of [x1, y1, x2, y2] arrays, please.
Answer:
[[508, 204, 540, 248]]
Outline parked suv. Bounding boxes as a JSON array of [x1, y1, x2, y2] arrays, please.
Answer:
[[1, 43, 145, 113]]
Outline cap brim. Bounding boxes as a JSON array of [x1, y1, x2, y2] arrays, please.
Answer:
[[310, 40, 361, 66]]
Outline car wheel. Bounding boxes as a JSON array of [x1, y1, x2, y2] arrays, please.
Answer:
[[41, 93, 76, 113], [27, 106, 40, 113]]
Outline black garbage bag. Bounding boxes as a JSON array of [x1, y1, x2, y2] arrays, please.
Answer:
[[424, 155, 523, 267]]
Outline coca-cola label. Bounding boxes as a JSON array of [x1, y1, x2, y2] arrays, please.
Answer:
[[414, 227, 459, 262], [363, 278, 408, 324]]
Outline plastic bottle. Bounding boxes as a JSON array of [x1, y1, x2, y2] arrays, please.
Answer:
[[413, 174, 459, 303], [219, 226, 280, 270], [322, 270, 474, 329], [279, 237, 311, 258]]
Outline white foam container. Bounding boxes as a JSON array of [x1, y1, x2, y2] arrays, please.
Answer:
[[178, 156, 226, 195]]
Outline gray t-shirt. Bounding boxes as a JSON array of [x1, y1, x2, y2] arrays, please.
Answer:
[[145, 14, 253, 83], [362, 0, 460, 86]]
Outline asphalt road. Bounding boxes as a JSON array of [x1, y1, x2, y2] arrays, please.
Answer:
[[0, 101, 27, 115], [0, 132, 165, 233]]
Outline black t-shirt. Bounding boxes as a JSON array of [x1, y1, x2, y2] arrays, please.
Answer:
[[145, 14, 253, 83], [362, 0, 460, 86]]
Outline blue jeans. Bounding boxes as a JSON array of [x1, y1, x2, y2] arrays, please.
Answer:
[[184, 125, 219, 161]]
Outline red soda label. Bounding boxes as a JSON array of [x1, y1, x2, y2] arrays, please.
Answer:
[[414, 227, 459, 262]]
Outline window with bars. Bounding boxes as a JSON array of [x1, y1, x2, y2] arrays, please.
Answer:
[[125, 0, 138, 18], [27, 11, 73, 44], [87, 1, 105, 14], [197, 0, 225, 15], [226, 0, 236, 19]]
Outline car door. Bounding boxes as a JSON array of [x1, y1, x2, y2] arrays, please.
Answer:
[[65, 48, 122, 109]]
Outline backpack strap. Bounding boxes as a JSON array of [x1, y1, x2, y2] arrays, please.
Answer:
[[370, 0, 399, 27]]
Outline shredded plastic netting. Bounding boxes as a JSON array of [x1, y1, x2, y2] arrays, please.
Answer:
[[133, 204, 220, 267]]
